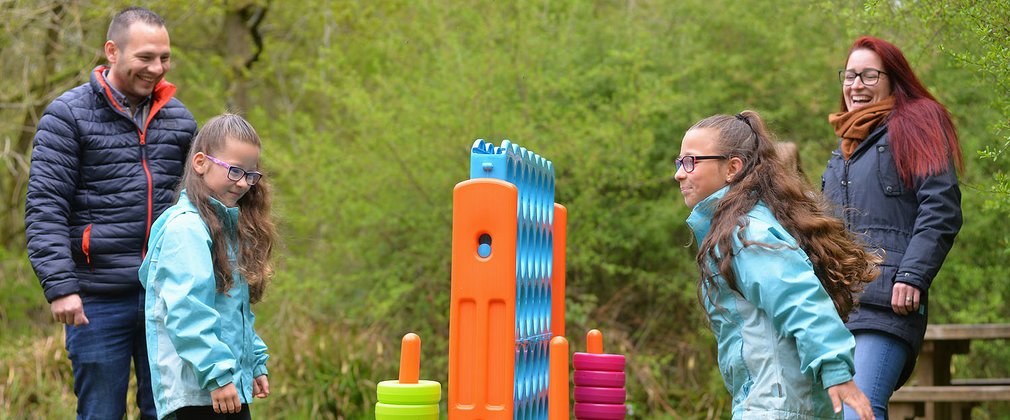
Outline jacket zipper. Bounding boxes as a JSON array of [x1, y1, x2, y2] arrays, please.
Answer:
[[95, 67, 162, 260], [241, 299, 248, 400], [139, 90, 173, 259], [139, 132, 153, 258], [842, 156, 851, 230], [839, 128, 883, 231]]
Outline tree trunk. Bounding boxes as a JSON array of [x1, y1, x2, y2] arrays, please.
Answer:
[[1, 3, 64, 248], [224, 3, 267, 114]]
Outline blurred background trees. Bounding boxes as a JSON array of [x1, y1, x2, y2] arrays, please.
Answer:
[[2, 0, 1008, 418]]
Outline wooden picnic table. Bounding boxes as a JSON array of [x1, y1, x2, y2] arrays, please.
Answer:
[[889, 323, 1010, 420]]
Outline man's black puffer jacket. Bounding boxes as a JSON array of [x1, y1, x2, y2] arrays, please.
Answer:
[[26, 65, 197, 302]]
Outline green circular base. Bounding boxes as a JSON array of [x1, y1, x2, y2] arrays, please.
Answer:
[[376, 379, 442, 405], [374, 402, 439, 419]]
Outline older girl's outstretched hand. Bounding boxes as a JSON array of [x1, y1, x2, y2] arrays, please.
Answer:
[[253, 375, 270, 398], [828, 380, 872, 419]]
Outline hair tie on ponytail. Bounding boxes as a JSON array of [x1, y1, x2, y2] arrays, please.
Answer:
[[735, 113, 753, 130], [735, 113, 759, 150]]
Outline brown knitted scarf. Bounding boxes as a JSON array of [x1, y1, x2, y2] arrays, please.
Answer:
[[828, 97, 895, 160]]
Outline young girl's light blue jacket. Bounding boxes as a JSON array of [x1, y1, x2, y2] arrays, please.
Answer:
[[139, 190, 269, 419], [687, 187, 855, 419]]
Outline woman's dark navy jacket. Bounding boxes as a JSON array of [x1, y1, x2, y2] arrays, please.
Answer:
[[25, 66, 197, 303], [822, 123, 962, 386]]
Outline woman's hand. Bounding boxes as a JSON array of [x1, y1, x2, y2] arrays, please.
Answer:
[[892, 282, 921, 315], [253, 375, 270, 398], [211, 382, 241, 413], [828, 380, 872, 419]]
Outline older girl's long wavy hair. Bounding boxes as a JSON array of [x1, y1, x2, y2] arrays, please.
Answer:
[[693, 111, 879, 321], [178, 113, 277, 303]]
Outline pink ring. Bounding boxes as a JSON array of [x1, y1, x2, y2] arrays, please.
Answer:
[[573, 352, 626, 372], [573, 370, 626, 388], [574, 386, 627, 404], [574, 402, 626, 419]]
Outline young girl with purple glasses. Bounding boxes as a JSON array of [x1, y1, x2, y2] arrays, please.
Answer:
[[140, 113, 277, 419]]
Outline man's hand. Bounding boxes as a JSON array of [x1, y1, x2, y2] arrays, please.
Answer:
[[211, 382, 241, 413], [51, 294, 89, 326], [828, 380, 872, 420], [253, 375, 270, 398]]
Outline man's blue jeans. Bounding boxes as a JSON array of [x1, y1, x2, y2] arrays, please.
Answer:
[[65, 291, 156, 419], [843, 331, 910, 420]]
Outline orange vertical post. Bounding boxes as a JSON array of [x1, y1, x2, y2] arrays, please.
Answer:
[[587, 329, 603, 354], [399, 333, 420, 384], [549, 336, 570, 420], [551, 204, 567, 339], [448, 178, 518, 419]]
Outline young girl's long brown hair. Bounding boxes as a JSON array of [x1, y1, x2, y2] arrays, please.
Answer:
[[179, 113, 277, 303], [693, 111, 879, 321]]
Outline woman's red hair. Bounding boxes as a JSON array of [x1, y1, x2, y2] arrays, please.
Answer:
[[841, 36, 964, 185]]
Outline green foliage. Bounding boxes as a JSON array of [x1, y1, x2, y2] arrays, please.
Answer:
[[0, 249, 40, 342], [0, 334, 76, 420], [2, 0, 1010, 418], [830, 1, 1010, 416]]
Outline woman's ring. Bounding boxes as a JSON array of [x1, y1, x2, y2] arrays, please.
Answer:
[[906, 297, 913, 302]]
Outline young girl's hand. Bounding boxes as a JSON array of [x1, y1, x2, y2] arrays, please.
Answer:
[[253, 375, 270, 398], [211, 383, 241, 413]]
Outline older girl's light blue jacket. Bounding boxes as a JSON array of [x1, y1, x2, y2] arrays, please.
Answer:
[[139, 190, 269, 419], [687, 187, 855, 419]]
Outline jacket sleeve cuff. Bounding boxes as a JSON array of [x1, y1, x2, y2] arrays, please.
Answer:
[[895, 272, 927, 291], [253, 365, 268, 378], [820, 363, 853, 389], [44, 282, 82, 303], [208, 373, 236, 390]]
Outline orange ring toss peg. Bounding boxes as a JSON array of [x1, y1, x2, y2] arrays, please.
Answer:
[[549, 336, 570, 420], [399, 333, 420, 384], [587, 329, 603, 354]]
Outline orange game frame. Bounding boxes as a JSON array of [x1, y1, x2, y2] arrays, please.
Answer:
[[448, 178, 568, 419]]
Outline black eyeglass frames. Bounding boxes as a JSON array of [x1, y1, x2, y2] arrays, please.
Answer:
[[839, 68, 887, 86], [675, 155, 727, 173]]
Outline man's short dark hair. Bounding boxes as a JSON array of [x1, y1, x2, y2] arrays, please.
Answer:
[[107, 7, 166, 45]]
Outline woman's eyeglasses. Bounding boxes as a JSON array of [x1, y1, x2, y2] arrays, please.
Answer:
[[675, 155, 727, 173], [205, 154, 263, 185], [839, 68, 887, 86]]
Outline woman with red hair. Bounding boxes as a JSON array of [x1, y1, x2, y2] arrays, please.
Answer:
[[822, 36, 964, 418]]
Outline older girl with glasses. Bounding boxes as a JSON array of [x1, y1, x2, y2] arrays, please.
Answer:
[[140, 113, 277, 419], [676, 110, 878, 419], [823, 36, 964, 419]]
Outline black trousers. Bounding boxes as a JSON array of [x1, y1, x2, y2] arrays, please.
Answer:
[[172, 404, 251, 420]]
